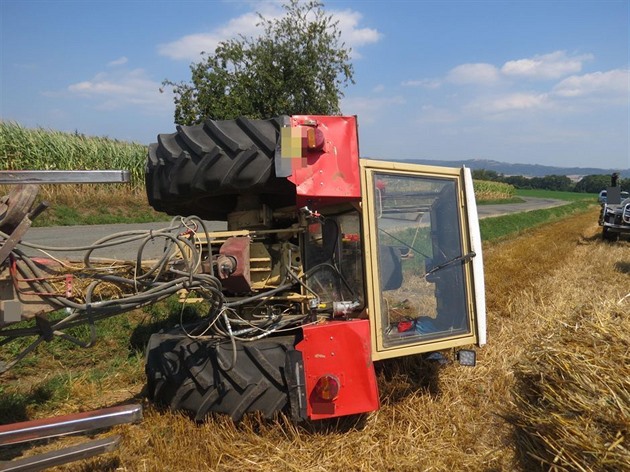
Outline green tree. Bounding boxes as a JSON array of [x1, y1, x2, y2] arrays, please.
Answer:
[[574, 174, 611, 193], [472, 169, 501, 181], [165, 0, 354, 124], [539, 175, 574, 191], [503, 175, 533, 189]]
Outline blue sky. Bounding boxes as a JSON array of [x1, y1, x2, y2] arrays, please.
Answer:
[[1, 0, 628, 170]]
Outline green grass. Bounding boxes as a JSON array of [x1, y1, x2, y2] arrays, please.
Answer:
[[478, 189, 599, 242], [0, 373, 74, 424], [0, 296, 210, 419], [478, 197, 525, 205], [480, 200, 596, 242], [32, 199, 170, 227], [516, 188, 598, 201]]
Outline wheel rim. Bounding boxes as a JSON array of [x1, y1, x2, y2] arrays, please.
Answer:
[[0, 184, 39, 233]]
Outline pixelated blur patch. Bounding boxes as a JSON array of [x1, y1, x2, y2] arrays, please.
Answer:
[[281, 126, 303, 159], [281, 126, 311, 168]]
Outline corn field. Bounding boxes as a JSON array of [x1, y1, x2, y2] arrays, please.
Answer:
[[0, 121, 147, 190], [473, 179, 515, 201]]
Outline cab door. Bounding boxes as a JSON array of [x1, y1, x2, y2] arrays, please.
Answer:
[[360, 159, 486, 361]]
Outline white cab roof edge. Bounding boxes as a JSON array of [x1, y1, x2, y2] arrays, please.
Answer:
[[463, 166, 487, 346]]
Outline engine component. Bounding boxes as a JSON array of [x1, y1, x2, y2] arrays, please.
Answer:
[[217, 236, 251, 293]]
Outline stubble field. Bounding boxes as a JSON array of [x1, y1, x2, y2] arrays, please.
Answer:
[[1, 208, 628, 471]]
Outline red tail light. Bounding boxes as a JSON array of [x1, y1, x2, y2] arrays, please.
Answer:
[[313, 374, 340, 402]]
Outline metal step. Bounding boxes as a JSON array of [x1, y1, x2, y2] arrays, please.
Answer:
[[0, 435, 121, 472], [0, 404, 142, 446]]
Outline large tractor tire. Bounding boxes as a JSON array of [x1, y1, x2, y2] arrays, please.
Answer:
[[145, 116, 296, 220], [145, 333, 298, 421]]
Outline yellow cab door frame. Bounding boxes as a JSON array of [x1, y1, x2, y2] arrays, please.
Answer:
[[360, 159, 486, 361]]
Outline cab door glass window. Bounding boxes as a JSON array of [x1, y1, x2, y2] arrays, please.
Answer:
[[373, 173, 471, 347]]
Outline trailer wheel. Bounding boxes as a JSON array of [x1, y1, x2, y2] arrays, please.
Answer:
[[145, 333, 297, 421], [0, 184, 39, 233], [145, 116, 295, 220]]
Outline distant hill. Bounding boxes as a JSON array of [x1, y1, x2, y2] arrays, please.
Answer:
[[388, 158, 630, 179]]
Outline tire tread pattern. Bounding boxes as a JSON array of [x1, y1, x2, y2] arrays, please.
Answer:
[[145, 116, 294, 220], [145, 333, 296, 421]]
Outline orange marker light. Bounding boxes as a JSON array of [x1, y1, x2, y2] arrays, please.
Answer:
[[313, 374, 340, 402], [305, 127, 325, 152]]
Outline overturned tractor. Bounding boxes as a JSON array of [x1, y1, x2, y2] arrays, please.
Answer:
[[142, 115, 486, 421], [1, 115, 486, 424]]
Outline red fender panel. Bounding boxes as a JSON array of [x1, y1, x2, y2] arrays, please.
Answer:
[[296, 319, 380, 420], [288, 115, 361, 207]]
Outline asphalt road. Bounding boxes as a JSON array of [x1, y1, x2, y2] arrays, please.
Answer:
[[16, 197, 566, 260], [476, 196, 566, 218]]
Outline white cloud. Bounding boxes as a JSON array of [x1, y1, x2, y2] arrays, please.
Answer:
[[68, 68, 171, 112], [341, 95, 405, 123], [402, 52, 625, 125], [409, 51, 596, 93], [483, 92, 550, 113], [158, 5, 381, 61], [447, 63, 500, 85], [333, 9, 382, 54], [462, 93, 551, 119], [453, 69, 627, 122], [553, 68, 629, 98], [157, 12, 263, 61], [402, 78, 441, 89], [501, 51, 593, 80], [107, 56, 128, 67]]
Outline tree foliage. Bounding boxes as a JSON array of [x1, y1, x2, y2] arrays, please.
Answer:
[[573, 174, 619, 193], [471, 169, 501, 181], [472, 168, 630, 193], [165, 0, 354, 124]]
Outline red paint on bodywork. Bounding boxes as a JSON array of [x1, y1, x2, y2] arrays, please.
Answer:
[[296, 319, 380, 420], [288, 116, 361, 208]]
